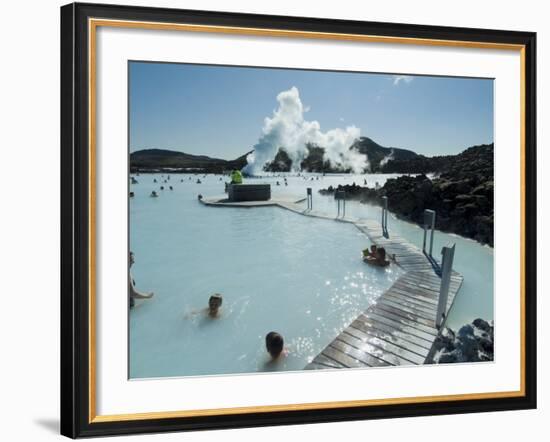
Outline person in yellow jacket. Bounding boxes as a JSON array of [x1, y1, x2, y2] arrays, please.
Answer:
[[230, 169, 243, 184]]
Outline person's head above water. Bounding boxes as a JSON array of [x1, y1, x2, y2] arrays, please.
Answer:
[[208, 294, 223, 316], [129, 251, 135, 267], [265, 331, 284, 359]]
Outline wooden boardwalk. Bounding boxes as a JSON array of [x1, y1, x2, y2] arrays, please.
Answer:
[[305, 270, 463, 370], [200, 195, 306, 208], [200, 193, 464, 369]]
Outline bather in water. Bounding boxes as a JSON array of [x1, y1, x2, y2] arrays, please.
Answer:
[[265, 331, 286, 359], [185, 293, 223, 319], [129, 251, 154, 308], [364, 246, 390, 267]]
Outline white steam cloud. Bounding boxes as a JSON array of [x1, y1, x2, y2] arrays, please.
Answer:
[[243, 87, 367, 175]]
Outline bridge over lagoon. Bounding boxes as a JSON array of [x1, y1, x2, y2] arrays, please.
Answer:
[[199, 190, 463, 370]]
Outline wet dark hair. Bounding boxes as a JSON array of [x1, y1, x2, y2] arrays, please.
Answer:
[[377, 247, 386, 260], [209, 294, 222, 307], [266, 332, 284, 358]]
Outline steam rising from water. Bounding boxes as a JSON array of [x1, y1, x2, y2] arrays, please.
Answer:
[[380, 149, 395, 167], [243, 87, 368, 175]]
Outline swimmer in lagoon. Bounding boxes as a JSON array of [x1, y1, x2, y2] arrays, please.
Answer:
[[184, 293, 223, 319], [265, 331, 285, 359], [362, 245, 377, 261], [365, 246, 390, 267], [129, 252, 154, 308], [207, 294, 223, 317]]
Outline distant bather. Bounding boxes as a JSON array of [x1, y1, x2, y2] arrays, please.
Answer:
[[230, 169, 243, 184]]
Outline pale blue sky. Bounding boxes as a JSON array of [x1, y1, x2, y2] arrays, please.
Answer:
[[129, 61, 493, 159]]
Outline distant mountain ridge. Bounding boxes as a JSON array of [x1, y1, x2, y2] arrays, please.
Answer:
[[130, 148, 250, 173], [352, 137, 419, 166], [130, 138, 492, 175]]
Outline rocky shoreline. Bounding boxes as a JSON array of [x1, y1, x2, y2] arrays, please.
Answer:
[[319, 144, 494, 246], [428, 318, 494, 364]]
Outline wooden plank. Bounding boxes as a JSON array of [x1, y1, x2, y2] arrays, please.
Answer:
[[376, 298, 436, 323], [402, 273, 462, 289], [365, 311, 437, 342], [390, 288, 455, 310], [336, 333, 408, 366], [368, 306, 436, 334], [343, 328, 423, 365], [372, 302, 436, 329], [305, 362, 334, 370], [392, 281, 459, 303], [389, 286, 440, 306], [321, 345, 368, 369], [358, 314, 434, 349], [400, 277, 462, 293], [381, 292, 438, 316], [325, 341, 372, 368], [350, 321, 430, 362], [307, 353, 346, 369], [332, 335, 391, 367]]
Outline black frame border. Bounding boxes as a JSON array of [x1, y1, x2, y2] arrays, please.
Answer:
[[60, 2, 537, 438]]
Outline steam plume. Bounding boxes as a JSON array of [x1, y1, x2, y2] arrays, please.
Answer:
[[243, 87, 367, 175], [380, 149, 395, 167]]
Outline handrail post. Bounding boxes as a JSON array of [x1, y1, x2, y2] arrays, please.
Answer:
[[429, 211, 436, 257], [342, 191, 346, 218], [436, 243, 455, 329], [423, 209, 436, 256], [335, 190, 345, 218], [381, 196, 388, 232], [306, 187, 312, 210]]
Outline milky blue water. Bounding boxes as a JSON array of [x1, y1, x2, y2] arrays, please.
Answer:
[[129, 173, 493, 379]]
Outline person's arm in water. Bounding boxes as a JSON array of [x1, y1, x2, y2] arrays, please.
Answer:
[[129, 273, 154, 299]]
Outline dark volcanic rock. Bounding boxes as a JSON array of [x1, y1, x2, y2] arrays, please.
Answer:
[[319, 144, 494, 246], [430, 318, 494, 364], [265, 148, 292, 172]]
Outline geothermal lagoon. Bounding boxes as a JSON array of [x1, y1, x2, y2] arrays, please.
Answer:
[[129, 173, 493, 379]]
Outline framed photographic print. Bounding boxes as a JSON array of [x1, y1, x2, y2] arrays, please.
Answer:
[[60, 2, 537, 438]]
